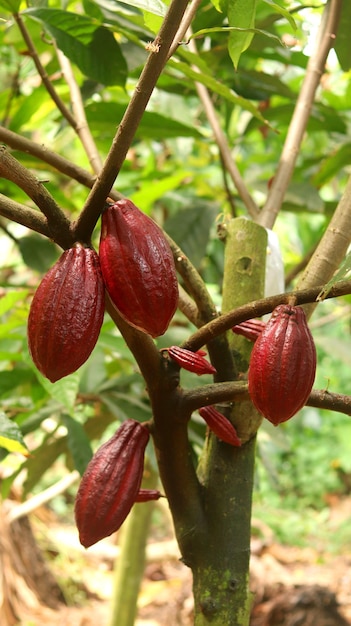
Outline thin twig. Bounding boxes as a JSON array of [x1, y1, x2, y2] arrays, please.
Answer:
[[0, 193, 50, 237], [168, 0, 202, 58], [0, 147, 72, 248], [187, 34, 260, 219], [258, 0, 342, 229], [0, 125, 123, 198], [56, 49, 103, 175], [73, 0, 191, 244], [7, 471, 80, 523], [14, 12, 77, 129]]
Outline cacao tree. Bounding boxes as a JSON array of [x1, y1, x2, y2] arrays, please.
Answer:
[[1, 0, 351, 625]]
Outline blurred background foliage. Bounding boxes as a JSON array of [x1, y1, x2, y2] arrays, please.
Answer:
[[0, 0, 351, 554]]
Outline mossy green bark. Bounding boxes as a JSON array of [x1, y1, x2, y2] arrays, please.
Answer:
[[193, 217, 267, 626]]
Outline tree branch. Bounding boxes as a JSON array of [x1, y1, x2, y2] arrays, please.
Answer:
[[0, 193, 50, 237], [73, 0, 191, 244], [187, 35, 260, 219], [183, 380, 351, 418], [0, 125, 123, 198], [297, 172, 351, 318], [0, 147, 72, 248], [14, 12, 78, 130], [183, 279, 351, 352], [258, 0, 342, 229]]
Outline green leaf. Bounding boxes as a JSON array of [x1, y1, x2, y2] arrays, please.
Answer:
[[0, 413, 28, 455], [119, 0, 167, 17], [130, 171, 191, 212], [261, 0, 296, 31], [313, 143, 351, 187], [18, 233, 60, 274], [33, 370, 80, 412], [164, 200, 218, 267], [0, 370, 33, 396], [22, 8, 127, 86], [0, 290, 29, 316], [227, 0, 257, 69], [85, 102, 205, 139], [168, 59, 266, 123], [334, 0, 351, 71], [164, 203, 218, 269], [190, 26, 284, 50], [0, 0, 21, 12], [211, 0, 227, 12], [24, 434, 67, 494], [62, 414, 93, 475]]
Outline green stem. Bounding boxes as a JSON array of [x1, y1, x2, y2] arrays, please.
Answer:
[[108, 465, 158, 626]]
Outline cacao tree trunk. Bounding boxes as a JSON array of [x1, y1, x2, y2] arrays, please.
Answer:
[[190, 219, 268, 625]]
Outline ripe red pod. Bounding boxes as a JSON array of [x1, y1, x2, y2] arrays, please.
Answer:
[[99, 199, 179, 337], [248, 305, 316, 425], [168, 346, 217, 375], [27, 244, 105, 382], [199, 406, 241, 446], [232, 318, 266, 342], [135, 489, 163, 502], [75, 419, 150, 548]]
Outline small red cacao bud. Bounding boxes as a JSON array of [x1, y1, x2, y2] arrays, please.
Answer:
[[168, 346, 217, 376], [75, 419, 150, 548], [135, 489, 163, 502], [199, 406, 242, 446], [27, 244, 105, 382], [232, 318, 266, 342], [248, 305, 316, 425], [99, 199, 178, 337]]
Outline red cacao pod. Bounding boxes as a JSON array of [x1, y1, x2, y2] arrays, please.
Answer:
[[75, 419, 150, 548], [99, 199, 178, 337], [135, 489, 163, 502], [27, 244, 105, 383], [168, 346, 217, 376], [248, 305, 316, 425], [232, 318, 266, 342], [199, 406, 241, 446]]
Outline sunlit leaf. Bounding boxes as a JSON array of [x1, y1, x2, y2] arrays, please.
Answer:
[[23, 8, 127, 86], [227, 0, 257, 69], [0, 413, 28, 456], [261, 0, 296, 31]]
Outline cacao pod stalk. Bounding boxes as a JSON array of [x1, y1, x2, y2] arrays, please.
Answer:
[[248, 305, 316, 425], [99, 199, 178, 337], [75, 419, 150, 548], [27, 244, 105, 382]]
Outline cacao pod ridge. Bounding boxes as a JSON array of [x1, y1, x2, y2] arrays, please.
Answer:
[[27, 244, 105, 382], [248, 305, 316, 425], [75, 419, 150, 548], [99, 199, 178, 337]]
